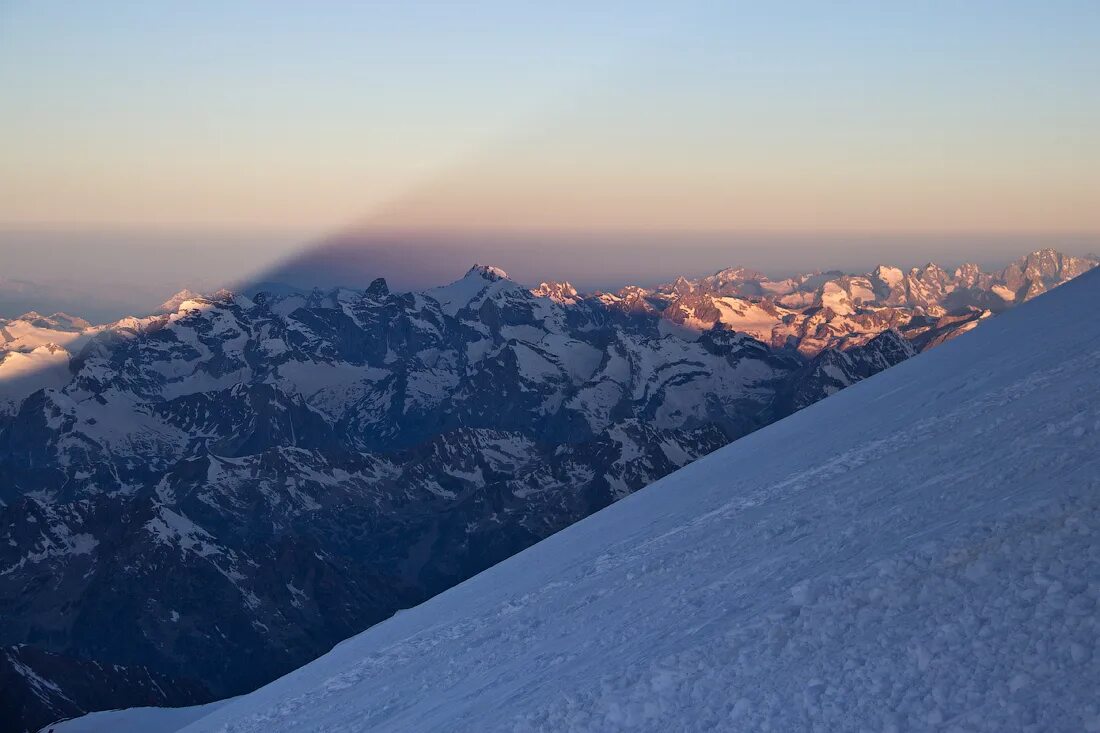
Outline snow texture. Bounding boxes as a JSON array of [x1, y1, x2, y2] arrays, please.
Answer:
[[52, 269, 1100, 732], [44, 700, 230, 733]]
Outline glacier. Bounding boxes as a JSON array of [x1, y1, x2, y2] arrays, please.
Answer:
[[48, 265, 1100, 730]]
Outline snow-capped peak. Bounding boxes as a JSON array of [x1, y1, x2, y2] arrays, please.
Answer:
[[11, 311, 91, 330], [466, 264, 509, 282], [157, 289, 204, 313], [872, 264, 904, 287], [532, 281, 579, 304], [427, 265, 520, 317]]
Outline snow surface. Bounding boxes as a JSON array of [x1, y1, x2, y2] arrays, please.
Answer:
[[55, 269, 1100, 732], [710, 298, 784, 342], [45, 700, 231, 733], [0, 317, 96, 352], [819, 279, 875, 316], [0, 346, 71, 410], [425, 265, 517, 317], [876, 265, 904, 288]]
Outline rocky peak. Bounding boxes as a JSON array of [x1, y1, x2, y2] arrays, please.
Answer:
[[669, 276, 696, 295], [999, 249, 1099, 301], [425, 265, 521, 317], [532, 281, 579, 304], [712, 266, 766, 282], [157, 289, 204, 313], [12, 311, 91, 331], [953, 262, 983, 285], [365, 277, 390, 298], [910, 262, 948, 282], [871, 265, 904, 282], [466, 264, 509, 282]]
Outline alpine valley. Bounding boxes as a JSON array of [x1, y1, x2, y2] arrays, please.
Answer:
[[0, 248, 1095, 732]]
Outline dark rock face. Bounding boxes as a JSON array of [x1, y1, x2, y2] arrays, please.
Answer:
[[0, 645, 209, 733], [780, 330, 918, 412], [0, 251, 1091, 733]]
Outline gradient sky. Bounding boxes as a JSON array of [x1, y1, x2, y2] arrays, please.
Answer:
[[1, 1, 1098, 313], [3, 1, 1099, 234]]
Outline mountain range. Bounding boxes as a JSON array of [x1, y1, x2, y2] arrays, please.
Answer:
[[52, 248, 1100, 733], [0, 248, 1095, 732]]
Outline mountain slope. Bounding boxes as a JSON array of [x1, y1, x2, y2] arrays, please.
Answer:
[[0, 266, 912, 733], [6, 251, 1095, 732], [0, 646, 207, 733], [79, 265, 1100, 732]]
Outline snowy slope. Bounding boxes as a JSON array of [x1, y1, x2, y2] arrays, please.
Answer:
[[7, 265, 921, 733], [53, 266, 1100, 731], [42, 701, 229, 733]]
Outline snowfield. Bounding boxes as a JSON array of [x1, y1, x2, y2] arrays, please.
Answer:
[[53, 268, 1100, 732]]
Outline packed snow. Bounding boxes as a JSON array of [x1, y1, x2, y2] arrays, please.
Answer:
[[0, 346, 71, 411], [48, 269, 1100, 732], [875, 265, 905, 288], [425, 265, 517, 316], [709, 298, 786, 341], [42, 700, 231, 733]]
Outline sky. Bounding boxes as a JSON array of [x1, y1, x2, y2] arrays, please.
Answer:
[[1, 1, 1099, 311]]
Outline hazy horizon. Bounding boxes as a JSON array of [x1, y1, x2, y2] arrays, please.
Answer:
[[2, 2, 1098, 320], [1, 224, 1097, 321]]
